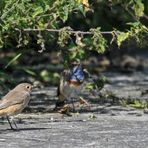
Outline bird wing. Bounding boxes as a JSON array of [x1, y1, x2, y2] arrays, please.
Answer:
[[0, 90, 29, 110]]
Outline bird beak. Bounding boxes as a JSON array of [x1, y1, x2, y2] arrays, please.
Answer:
[[83, 69, 90, 78], [31, 85, 34, 89]]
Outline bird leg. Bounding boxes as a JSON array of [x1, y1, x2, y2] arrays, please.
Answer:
[[6, 116, 14, 130], [11, 117, 18, 129], [71, 97, 75, 112], [6, 116, 18, 130]]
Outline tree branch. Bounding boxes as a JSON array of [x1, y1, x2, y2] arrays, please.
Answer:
[[14, 28, 113, 35]]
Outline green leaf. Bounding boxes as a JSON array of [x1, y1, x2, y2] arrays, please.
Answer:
[[90, 28, 107, 54], [134, 0, 144, 17], [117, 32, 129, 47], [32, 6, 44, 18], [127, 22, 140, 27], [4, 53, 22, 69], [23, 69, 36, 76], [85, 82, 95, 90], [78, 4, 86, 17]]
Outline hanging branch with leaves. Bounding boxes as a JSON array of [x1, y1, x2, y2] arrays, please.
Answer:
[[0, 0, 147, 62]]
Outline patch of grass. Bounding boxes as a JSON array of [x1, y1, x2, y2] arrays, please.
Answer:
[[120, 99, 148, 109]]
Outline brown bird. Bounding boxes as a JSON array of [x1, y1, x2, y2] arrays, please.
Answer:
[[0, 83, 33, 130]]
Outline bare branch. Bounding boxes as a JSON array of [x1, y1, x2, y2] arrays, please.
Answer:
[[14, 28, 113, 35]]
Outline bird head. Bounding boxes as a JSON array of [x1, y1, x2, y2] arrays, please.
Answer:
[[14, 83, 33, 92]]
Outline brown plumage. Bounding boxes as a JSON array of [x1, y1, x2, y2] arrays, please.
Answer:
[[0, 83, 33, 130]]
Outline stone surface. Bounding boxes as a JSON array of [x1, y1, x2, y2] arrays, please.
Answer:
[[1, 71, 148, 147], [0, 113, 148, 148], [103, 72, 148, 100]]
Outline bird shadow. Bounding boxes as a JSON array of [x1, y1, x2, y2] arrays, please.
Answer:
[[0, 127, 50, 133], [17, 127, 50, 131]]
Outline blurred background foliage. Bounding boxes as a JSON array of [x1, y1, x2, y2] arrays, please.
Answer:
[[0, 0, 148, 90]]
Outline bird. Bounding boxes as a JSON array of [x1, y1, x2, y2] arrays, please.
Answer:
[[54, 61, 89, 114], [0, 83, 33, 130]]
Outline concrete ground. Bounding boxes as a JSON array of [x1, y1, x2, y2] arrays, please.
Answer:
[[0, 113, 148, 148], [1, 71, 148, 148]]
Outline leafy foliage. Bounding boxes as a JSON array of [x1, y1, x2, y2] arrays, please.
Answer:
[[58, 27, 72, 47], [89, 28, 107, 54], [127, 22, 148, 47], [0, 0, 80, 48], [116, 22, 148, 47], [0, 0, 147, 64]]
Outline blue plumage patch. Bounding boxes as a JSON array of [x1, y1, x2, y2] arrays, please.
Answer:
[[70, 65, 84, 82]]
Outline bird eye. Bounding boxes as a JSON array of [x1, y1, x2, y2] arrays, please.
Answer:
[[26, 85, 30, 89]]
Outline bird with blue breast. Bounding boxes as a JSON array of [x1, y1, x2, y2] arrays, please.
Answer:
[[54, 60, 89, 115]]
